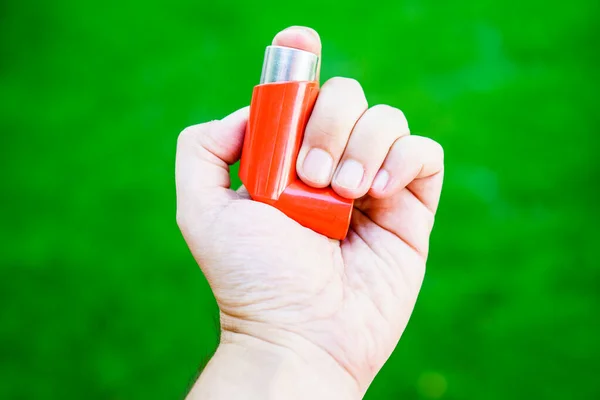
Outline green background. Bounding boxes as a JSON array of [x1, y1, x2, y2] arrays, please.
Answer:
[[1, 0, 598, 398]]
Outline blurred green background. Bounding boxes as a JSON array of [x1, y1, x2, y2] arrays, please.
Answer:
[[1, 0, 598, 398]]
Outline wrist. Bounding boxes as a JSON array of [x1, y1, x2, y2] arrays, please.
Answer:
[[187, 330, 362, 400]]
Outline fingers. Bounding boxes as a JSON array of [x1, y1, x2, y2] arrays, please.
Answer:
[[296, 80, 411, 200], [331, 105, 409, 198], [354, 135, 444, 259], [175, 107, 249, 215], [296, 77, 368, 187], [355, 188, 437, 259], [368, 135, 444, 213]]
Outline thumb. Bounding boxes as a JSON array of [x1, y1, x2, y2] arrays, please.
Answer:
[[273, 26, 322, 81], [175, 106, 249, 218], [176, 27, 322, 228]]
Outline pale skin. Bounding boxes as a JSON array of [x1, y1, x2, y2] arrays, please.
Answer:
[[176, 26, 444, 399]]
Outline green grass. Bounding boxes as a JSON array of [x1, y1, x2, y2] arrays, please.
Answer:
[[1, 0, 598, 398]]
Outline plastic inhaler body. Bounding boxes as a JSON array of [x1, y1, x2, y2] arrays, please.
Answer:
[[239, 46, 354, 240]]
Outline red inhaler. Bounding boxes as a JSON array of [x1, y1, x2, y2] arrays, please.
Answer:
[[239, 45, 354, 240]]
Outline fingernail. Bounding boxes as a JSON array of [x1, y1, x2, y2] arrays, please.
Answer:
[[302, 148, 333, 184], [371, 169, 390, 192], [334, 159, 364, 190]]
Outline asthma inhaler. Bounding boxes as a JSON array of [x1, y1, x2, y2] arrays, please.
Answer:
[[239, 46, 354, 240]]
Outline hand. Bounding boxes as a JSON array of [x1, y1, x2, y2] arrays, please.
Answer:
[[177, 26, 444, 399]]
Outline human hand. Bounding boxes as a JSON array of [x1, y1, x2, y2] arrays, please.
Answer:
[[177, 26, 444, 399]]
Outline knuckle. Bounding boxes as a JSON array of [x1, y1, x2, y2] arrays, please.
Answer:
[[176, 207, 192, 235], [419, 135, 443, 152], [178, 125, 197, 141], [411, 136, 444, 167], [175, 210, 186, 230], [370, 104, 408, 127], [425, 210, 436, 231], [177, 121, 216, 147], [177, 126, 193, 146], [307, 78, 368, 145], [431, 139, 444, 161], [371, 104, 404, 118], [324, 77, 364, 96]]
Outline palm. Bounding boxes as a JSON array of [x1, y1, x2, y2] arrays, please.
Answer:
[[188, 182, 433, 387]]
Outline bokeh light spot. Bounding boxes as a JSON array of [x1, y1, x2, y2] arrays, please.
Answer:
[[417, 371, 448, 399]]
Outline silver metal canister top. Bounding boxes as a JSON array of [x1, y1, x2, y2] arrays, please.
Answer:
[[259, 45, 319, 84]]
